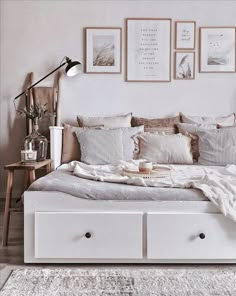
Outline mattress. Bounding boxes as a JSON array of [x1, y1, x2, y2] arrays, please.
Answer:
[[28, 169, 208, 201]]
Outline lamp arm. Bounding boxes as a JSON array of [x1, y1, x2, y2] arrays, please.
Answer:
[[14, 61, 67, 101]]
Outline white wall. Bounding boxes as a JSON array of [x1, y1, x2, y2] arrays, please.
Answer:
[[0, 0, 236, 197]]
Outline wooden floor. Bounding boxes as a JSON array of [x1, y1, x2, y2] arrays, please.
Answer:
[[0, 200, 24, 265]]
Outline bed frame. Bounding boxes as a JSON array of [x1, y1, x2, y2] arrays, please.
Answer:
[[24, 127, 236, 263]]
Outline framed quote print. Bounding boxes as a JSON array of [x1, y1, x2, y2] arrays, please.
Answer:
[[174, 52, 195, 80], [175, 21, 196, 50], [85, 27, 121, 73], [126, 18, 172, 82], [199, 27, 236, 73]]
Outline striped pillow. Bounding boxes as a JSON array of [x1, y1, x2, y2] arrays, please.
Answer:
[[197, 127, 236, 166], [177, 123, 217, 161]]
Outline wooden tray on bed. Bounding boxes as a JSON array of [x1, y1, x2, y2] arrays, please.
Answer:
[[122, 166, 171, 179]]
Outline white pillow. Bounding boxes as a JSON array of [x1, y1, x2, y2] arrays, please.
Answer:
[[77, 113, 132, 128], [76, 129, 123, 165], [177, 123, 217, 162], [177, 123, 217, 135], [135, 133, 193, 164], [118, 126, 144, 160], [180, 113, 235, 126], [197, 127, 236, 166]]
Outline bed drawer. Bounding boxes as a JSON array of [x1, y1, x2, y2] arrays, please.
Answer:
[[147, 213, 236, 259], [35, 212, 143, 259]]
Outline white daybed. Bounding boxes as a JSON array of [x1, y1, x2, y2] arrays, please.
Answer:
[[24, 126, 236, 263]]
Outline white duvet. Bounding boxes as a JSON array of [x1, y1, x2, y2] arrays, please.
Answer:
[[61, 160, 236, 222]]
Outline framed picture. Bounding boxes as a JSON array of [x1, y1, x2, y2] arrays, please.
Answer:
[[174, 52, 195, 80], [85, 27, 121, 73], [126, 18, 172, 82], [199, 27, 236, 73], [175, 21, 196, 50]]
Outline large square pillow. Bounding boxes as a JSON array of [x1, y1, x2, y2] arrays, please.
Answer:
[[61, 124, 103, 164], [76, 129, 124, 165], [180, 112, 235, 126], [197, 127, 236, 166], [134, 133, 193, 164], [77, 113, 132, 128], [177, 123, 217, 161]]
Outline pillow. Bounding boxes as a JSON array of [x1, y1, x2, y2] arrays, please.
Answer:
[[180, 112, 235, 126], [119, 126, 144, 160], [177, 123, 217, 161], [76, 129, 124, 165], [131, 115, 180, 132], [144, 126, 176, 135], [197, 127, 236, 166], [134, 133, 193, 164], [61, 124, 81, 163], [77, 113, 132, 128], [61, 124, 103, 163], [218, 124, 236, 129]]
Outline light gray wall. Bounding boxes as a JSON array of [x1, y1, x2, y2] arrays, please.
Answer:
[[0, 0, 236, 198]]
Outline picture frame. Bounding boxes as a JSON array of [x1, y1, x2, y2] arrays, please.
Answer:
[[126, 18, 172, 82], [85, 27, 122, 73], [174, 52, 195, 80], [175, 21, 196, 50], [199, 27, 236, 73]]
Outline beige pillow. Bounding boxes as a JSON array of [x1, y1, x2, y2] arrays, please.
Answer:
[[144, 126, 176, 135], [180, 112, 235, 126], [131, 115, 180, 132], [77, 113, 132, 128], [61, 124, 81, 164], [135, 133, 193, 164]]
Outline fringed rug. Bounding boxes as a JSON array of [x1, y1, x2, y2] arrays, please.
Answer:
[[1, 267, 236, 296]]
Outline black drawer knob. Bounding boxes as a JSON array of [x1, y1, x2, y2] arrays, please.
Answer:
[[85, 232, 91, 239], [199, 233, 206, 239]]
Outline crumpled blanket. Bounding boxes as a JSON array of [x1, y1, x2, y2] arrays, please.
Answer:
[[60, 160, 236, 222]]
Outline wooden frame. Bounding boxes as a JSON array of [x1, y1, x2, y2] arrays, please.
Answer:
[[174, 52, 195, 80], [85, 27, 122, 74], [199, 27, 236, 73], [126, 18, 172, 82], [175, 21, 196, 50]]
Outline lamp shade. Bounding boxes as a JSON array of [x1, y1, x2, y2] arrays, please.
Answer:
[[65, 59, 82, 77]]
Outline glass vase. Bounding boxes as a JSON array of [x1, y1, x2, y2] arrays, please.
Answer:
[[24, 124, 48, 161]]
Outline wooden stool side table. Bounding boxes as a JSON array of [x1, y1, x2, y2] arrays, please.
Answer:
[[2, 159, 52, 247]]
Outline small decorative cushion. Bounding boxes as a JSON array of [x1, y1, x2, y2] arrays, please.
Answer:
[[76, 129, 124, 165], [131, 115, 180, 132], [77, 113, 132, 128], [177, 123, 217, 161], [197, 127, 236, 166], [61, 124, 81, 164], [180, 112, 235, 126], [134, 133, 193, 164]]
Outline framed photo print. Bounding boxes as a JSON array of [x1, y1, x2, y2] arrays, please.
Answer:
[[175, 21, 196, 50], [126, 18, 172, 82], [85, 27, 121, 73], [199, 27, 236, 73], [174, 52, 195, 80]]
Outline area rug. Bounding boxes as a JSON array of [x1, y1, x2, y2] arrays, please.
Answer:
[[1, 267, 236, 296]]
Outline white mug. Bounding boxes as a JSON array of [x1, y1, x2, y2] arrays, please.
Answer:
[[139, 161, 153, 173]]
